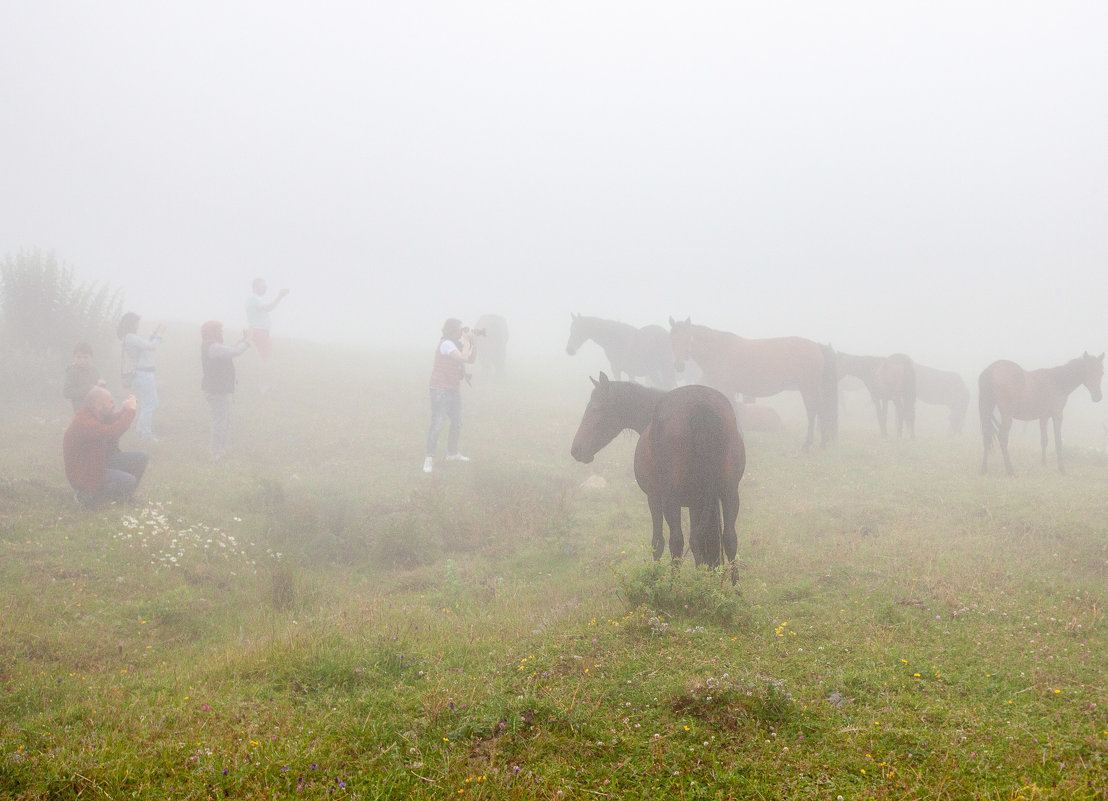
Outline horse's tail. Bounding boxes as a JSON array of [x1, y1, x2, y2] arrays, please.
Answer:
[[978, 370, 997, 452], [690, 402, 725, 567], [820, 343, 839, 443]]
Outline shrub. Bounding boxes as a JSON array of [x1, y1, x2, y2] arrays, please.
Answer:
[[618, 560, 748, 628]]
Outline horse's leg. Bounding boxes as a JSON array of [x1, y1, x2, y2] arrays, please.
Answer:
[[998, 415, 1015, 476], [879, 399, 889, 437], [687, 504, 701, 565], [1039, 418, 1049, 467], [721, 488, 740, 585], [1053, 415, 1065, 474], [647, 494, 665, 560], [801, 392, 816, 451], [894, 399, 904, 438], [666, 504, 684, 563]]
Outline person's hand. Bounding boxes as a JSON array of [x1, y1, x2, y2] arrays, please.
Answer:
[[154, 323, 166, 336], [123, 395, 138, 411]]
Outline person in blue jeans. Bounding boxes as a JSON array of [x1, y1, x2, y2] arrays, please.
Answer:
[[118, 312, 165, 441], [424, 318, 478, 473], [63, 387, 149, 508]]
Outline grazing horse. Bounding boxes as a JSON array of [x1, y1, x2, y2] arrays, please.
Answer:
[[566, 314, 677, 388], [979, 352, 1104, 475], [474, 313, 509, 378], [669, 317, 837, 450], [837, 352, 917, 438], [570, 372, 663, 461], [914, 364, 970, 435], [570, 375, 745, 577]]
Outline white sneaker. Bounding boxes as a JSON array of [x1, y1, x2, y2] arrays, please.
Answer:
[[422, 456, 433, 473], [445, 453, 470, 462]]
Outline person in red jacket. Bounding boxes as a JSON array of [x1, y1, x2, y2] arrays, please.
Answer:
[[63, 386, 149, 507], [423, 318, 478, 473]]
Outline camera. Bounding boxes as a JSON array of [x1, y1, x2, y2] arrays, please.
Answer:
[[462, 327, 487, 337]]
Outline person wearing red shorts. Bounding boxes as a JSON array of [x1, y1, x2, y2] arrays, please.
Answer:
[[245, 277, 289, 392]]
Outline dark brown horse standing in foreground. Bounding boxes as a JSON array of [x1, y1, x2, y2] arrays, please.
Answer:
[[979, 352, 1104, 475], [669, 318, 837, 450], [571, 375, 745, 577]]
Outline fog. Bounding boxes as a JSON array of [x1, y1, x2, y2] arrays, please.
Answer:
[[2, 2, 1106, 376]]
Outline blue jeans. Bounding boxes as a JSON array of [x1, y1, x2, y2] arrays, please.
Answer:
[[425, 388, 462, 457], [131, 370, 158, 437], [76, 450, 149, 507]]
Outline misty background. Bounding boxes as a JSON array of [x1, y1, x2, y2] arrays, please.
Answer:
[[2, 2, 1106, 377]]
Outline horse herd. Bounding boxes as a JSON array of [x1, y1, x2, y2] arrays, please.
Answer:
[[565, 313, 1106, 580]]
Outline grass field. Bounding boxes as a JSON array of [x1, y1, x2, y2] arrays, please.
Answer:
[[1, 336, 1107, 799]]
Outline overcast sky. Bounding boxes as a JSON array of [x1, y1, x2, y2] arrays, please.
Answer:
[[2, 2, 1106, 372]]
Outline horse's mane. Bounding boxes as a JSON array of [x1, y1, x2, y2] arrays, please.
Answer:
[[1045, 356, 1094, 393], [609, 380, 665, 433]]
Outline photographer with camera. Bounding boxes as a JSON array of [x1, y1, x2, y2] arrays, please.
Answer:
[[423, 318, 479, 473]]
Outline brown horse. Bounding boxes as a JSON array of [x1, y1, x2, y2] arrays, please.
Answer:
[[837, 352, 917, 437], [474, 313, 509, 378], [566, 314, 677, 388], [571, 376, 745, 577], [915, 363, 970, 435], [570, 372, 663, 461], [979, 352, 1104, 475], [669, 318, 837, 450]]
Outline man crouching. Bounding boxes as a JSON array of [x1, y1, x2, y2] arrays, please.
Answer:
[[63, 386, 149, 508]]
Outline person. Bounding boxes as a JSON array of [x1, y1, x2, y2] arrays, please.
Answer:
[[423, 318, 478, 473], [245, 278, 289, 392], [118, 312, 165, 441], [200, 320, 250, 460], [63, 386, 149, 508], [63, 342, 104, 412]]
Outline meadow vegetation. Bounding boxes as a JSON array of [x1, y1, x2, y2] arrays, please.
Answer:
[[1, 334, 1107, 799]]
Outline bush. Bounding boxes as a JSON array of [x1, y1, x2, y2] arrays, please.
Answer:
[[0, 249, 124, 400], [0, 248, 123, 355], [619, 560, 748, 628]]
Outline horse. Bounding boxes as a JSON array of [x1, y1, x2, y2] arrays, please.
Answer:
[[914, 363, 969, 435], [837, 352, 917, 438], [736, 403, 784, 433], [566, 314, 677, 388], [669, 317, 837, 450], [570, 375, 745, 578], [979, 352, 1104, 475], [570, 372, 664, 462], [474, 313, 509, 378]]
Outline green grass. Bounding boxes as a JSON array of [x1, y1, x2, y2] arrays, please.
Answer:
[[1, 338, 1107, 799]]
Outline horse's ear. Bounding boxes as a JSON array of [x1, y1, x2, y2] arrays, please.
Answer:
[[668, 316, 675, 327], [598, 371, 610, 387], [590, 375, 600, 388]]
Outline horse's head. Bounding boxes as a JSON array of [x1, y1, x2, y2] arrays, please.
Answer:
[[669, 316, 693, 371], [570, 372, 626, 463], [1082, 351, 1105, 402], [566, 313, 585, 356]]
